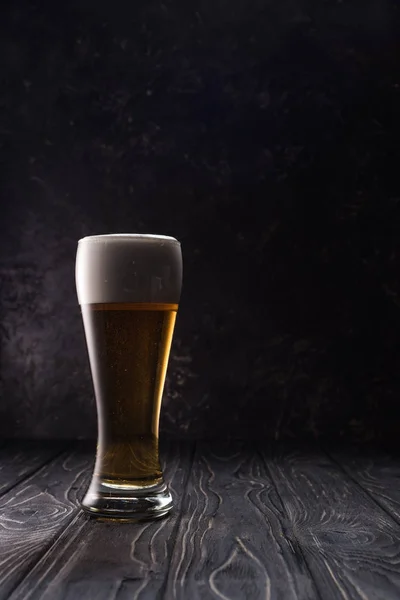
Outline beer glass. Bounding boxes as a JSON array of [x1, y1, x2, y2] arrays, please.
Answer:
[[76, 234, 182, 520]]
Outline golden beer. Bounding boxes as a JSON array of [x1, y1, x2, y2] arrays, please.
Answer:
[[82, 303, 177, 486], [76, 234, 182, 520]]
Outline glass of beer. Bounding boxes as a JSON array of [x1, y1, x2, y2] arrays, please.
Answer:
[[75, 234, 182, 520]]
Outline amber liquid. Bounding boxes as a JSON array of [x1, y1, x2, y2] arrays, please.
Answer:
[[81, 302, 177, 487]]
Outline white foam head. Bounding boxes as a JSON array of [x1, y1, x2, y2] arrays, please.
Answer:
[[76, 234, 182, 304]]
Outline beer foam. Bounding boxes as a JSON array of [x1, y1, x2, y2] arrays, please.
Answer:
[[76, 234, 182, 305]]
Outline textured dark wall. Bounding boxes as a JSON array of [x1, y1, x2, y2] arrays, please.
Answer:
[[1, 0, 400, 440]]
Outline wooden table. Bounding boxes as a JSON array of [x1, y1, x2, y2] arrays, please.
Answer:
[[1, 440, 400, 599]]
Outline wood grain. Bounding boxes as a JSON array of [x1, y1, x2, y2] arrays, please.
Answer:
[[9, 441, 194, 600], [263, 444, 400, 600], [4, 441, 400, 600], [329, 447, 400, 525], [164, 442, 319, 600], [0, 441, 64, 496], [0, 447, 91, 600]]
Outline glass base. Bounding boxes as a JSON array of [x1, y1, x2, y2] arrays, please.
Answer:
[[81, 478, 173, 521]]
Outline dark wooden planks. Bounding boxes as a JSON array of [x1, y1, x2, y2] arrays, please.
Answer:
[[0, 441, 65, 496], [264, 444, 400, 600], [164, 442, 319, 600], [329, 447, 400, 525], [4, 441, 400, 600], [9, 441, 194, 600], [0, 446, 92, 600]]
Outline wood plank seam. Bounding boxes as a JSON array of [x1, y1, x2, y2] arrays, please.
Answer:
[[8, 441, 194, 600], [257, 447, 324, 600], [155, 441, 197, 600], [259, 444, 400, 599], [162, 442, 320, 599], [5, 449, 91, 599], [8, 513, 89, 600], [323, 448, 400, 528], [0, 445, 69, 498]]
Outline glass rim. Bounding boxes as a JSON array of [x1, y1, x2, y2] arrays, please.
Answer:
[[78, 234, 180, 245]]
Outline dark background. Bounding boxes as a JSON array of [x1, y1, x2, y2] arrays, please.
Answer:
[[1, 0, 400, 441]]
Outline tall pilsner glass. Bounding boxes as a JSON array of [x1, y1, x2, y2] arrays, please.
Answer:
[[75, 234, 182, 520]]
